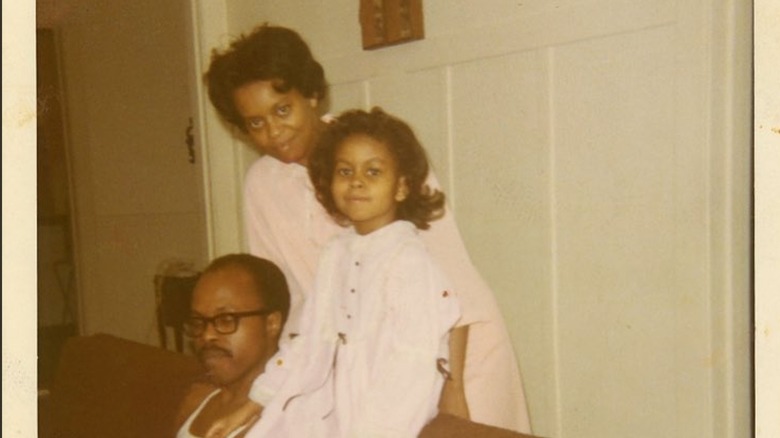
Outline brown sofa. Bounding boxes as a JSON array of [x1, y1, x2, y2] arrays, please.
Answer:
[[40, 334, 539, 437]]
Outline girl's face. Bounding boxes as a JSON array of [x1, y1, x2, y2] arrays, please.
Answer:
[[232, 80, 322, 166], [331, 135, 409, 235]]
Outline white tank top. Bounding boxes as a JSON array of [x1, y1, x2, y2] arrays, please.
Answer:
[[176, 389, 249, 438]]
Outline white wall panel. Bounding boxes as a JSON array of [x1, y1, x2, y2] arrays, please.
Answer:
[[451, 50, 555, 432], [328, 82, 367, 115], [553, 26, 692, 437], [368, 70, 451, 194]]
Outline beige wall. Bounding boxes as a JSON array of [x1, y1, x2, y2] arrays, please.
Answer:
[[194, 0, 751, 436]]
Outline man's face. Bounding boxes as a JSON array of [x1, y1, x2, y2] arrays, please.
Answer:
[[190, 267, 280, 390]]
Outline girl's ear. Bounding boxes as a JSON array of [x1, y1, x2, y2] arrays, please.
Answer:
[[265, 311, 283, 338], [308, 97, 319, 108], [395, 177, 410, 202]]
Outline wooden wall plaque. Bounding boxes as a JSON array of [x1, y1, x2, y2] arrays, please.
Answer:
[[360, 0, 424, 50]]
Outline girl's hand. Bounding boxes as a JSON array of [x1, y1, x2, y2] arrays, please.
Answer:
[[204, 401, 262, 438]]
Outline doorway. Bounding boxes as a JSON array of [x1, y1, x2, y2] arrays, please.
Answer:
[[36, 0, 208, 391], [37, 27, 78, 390]]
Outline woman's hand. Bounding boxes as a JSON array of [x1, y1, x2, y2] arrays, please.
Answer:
[[204, 401, 262, 438], [438, 325, 470, 420]]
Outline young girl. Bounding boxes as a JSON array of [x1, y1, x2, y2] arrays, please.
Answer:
[[212, 107, 461, 437]]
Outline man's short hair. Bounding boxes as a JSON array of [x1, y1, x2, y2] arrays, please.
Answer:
[[201, 254, 291, 324]]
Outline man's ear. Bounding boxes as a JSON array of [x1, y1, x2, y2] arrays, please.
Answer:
[[265, 311, 283, 338], [395, 176, 410, 202]]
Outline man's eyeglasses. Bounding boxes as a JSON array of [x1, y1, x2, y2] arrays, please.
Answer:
[[183, 309, 274, 337]]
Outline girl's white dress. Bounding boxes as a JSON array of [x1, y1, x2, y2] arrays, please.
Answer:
[[247, 221, 460, 438], [244, 154, 530, 432]]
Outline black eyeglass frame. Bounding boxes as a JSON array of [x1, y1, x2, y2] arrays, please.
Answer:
[[183, 308, 275, 337]]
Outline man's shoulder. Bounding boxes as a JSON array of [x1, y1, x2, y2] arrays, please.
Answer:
[[175, 382, 219, 429]]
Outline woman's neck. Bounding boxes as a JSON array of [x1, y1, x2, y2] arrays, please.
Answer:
[[298, 118, 328, 168]]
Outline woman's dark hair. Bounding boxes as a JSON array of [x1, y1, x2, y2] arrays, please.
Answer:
[[202, 254, 291, 324], [204, 24, 326, 132], [309, 107, 445, 230]]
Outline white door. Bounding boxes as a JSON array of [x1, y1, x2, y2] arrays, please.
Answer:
[[53, 0, 207, 345]]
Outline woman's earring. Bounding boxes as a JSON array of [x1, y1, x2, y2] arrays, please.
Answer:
[[395, 182, 409, 202], [395, 176, 409, 202]]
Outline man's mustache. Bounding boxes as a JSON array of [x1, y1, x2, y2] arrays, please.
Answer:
[[196, 345, 233, 361]]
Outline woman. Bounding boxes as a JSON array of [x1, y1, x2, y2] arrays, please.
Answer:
[[204, 24, 530, 433]]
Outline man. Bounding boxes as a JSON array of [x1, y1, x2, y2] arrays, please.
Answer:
[[174, 254, 289, 438]]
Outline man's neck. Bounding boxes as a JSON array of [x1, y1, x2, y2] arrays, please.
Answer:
[[214, 384, 251, 410]]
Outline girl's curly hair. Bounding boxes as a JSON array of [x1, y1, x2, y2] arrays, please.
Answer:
[[309, 107, 445, 230]]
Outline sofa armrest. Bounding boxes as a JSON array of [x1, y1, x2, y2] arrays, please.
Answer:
[[42, 334, 542, 438], [420, 413, 544, 438], [43, 333, 203, 438]]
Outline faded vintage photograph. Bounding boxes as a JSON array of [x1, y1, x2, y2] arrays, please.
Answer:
[[4, 0, 778, 437]]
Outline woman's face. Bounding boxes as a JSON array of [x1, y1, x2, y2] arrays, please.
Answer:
[[232, 80, 322, 166]]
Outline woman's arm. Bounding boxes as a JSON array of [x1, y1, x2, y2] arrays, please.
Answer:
[[438, 325, 470, 420]]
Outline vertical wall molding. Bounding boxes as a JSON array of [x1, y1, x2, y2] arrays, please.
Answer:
[[190, 0, 243, 258]]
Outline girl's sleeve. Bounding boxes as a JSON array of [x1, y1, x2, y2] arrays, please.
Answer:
[[249, 239, 339, 406], [249, 332, 306, 406], [351, 245, 460, 437], [250, 295, 340, 408]]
